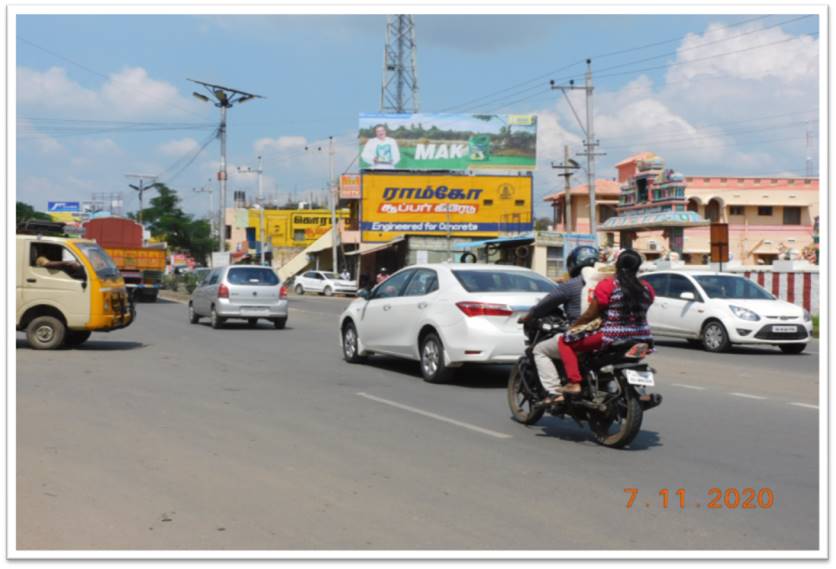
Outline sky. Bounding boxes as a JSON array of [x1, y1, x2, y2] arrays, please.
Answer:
[[15, 12, 820, 219]]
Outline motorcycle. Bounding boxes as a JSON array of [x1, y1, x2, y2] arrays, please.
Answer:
[[507, 311, 663, 448]]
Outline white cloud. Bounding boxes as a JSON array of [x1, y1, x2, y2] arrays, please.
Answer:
[[159, 137, 200, 157], [17, 65, 205, 120]]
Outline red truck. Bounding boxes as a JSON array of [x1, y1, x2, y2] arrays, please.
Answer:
[[83, 217, 166, 302]]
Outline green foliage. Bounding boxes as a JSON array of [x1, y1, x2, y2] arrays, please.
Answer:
[[132, 184, 214, 265], [183, 272, 200, 294], [535, 217, 552, 231], [16, 201, 52, 223], [162, 274, 179, 292]]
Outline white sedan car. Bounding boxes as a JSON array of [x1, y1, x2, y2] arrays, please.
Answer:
[[641, 270, 813, 353], [293, 270, 357, 296], [338, 263, 556, 383]]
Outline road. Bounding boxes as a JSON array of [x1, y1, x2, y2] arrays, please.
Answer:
[[16, 294, 821, 551]]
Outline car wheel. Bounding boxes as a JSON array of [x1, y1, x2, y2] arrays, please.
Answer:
[[323, 285, 334, 297], [210, 306, 224, 329], [64, 330, 92, 347], [419, 331, 455, 384], [188, 303, 199, 324], [247, 318, 259, 328], [26, 315, 66, 350], [273, 318, 287, 329], [701, 320, 730, 353], [342, 321, 366, 363], [295, 284, 304, 295], [779, 343, 806, 354]]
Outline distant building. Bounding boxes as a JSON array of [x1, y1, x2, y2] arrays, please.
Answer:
[[544, 152, 819, 265]]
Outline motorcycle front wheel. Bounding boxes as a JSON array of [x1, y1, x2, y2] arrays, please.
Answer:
[[590, 379, 643, 448], [507, 364, 545, 425]]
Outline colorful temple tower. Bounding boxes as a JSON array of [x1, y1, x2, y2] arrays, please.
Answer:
[[601, 153, 708, 254]]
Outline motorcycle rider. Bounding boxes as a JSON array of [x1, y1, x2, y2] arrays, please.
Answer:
[[522, 245, 599, 405]]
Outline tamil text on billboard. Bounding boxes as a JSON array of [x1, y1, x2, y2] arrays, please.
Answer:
[[358, 113, 537, 172], [361, 173, 533, 243]]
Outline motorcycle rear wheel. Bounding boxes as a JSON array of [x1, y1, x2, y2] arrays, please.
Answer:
[[590, 382, 643, 448], [507, 364, 545, 425]]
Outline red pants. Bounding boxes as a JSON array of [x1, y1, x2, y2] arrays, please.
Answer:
[[558, 332, 604, 384]]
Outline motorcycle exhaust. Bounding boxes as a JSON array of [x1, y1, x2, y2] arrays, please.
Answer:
[[639, 393, 663, 411]]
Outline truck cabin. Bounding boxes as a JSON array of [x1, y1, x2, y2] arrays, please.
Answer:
[[29, 241, 86, 281]]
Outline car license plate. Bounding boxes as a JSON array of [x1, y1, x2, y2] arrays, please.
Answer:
[[624, 369, 655, 387], [242, 306, 269, 315], [772, 325, 798, 333]]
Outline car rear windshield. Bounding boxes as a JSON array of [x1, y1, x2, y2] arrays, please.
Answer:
[[694, 275, 773, 300], [227, 268, 279, 286], [452, 270, 557, 293]]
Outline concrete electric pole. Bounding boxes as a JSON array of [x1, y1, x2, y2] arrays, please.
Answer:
[[550, 60, 605, 243], [189, 79, 264, 254], [193, 181, 215, 241], [551, 146, 581, 233], [238, 157, 266, 266]]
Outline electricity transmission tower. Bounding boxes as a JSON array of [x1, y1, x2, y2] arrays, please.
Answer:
[[380, 15, 419, 113]]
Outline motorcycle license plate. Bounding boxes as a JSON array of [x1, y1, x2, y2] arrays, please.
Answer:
[[624, 369, 655, 387], [772, 325, 798, 333]]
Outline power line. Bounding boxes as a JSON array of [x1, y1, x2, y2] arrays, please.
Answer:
[[17, 36, 209, 119], [439, 14, 786, 113]]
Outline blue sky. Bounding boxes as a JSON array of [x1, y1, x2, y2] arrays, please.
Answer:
[[16, 13, 820, 218]]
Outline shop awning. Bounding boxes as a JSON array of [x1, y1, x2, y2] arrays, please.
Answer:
[[345, 235, 406, 256], [453, 233, 535, 251]]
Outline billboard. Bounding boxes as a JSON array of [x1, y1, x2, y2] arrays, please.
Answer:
[[361, 172, 533, 243], [358, 113, 537, 172], [48, 201, 80, 213], [339, 174, 361, 199]]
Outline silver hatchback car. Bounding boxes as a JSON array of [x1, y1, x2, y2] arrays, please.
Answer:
[[188, 265, 289, 329]]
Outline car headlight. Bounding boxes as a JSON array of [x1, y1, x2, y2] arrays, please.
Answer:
[[803, 310, 812, 322], [729, 305, 760, 321]]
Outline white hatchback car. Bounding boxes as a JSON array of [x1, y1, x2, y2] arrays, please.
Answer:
[[294, 270, 357, 296], [338, 263, 557, 383], [641, 270, 813, 353]]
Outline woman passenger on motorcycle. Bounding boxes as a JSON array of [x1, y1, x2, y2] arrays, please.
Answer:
[[555, 249, 655, 400]]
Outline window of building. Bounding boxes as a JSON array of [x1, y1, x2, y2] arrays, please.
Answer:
[[705, 200, 721, 222], [546, 246, 564, 279], [758, 206, 773, 216], [483, 199, 494, 206], [686, 177, 693, 182], [737, 178, 745, 184], [225, 225, 231, 239], [514, 199, 525, 206], [804, 179, 812, 185], [703, 178, 711, 182], [720, 178, 727, 183], [293, 229, 305, 241], [783, 206, 801, 225], [753, 178, 761, 184], [729, 206, 745, 216], [771, 179, 779, 184]]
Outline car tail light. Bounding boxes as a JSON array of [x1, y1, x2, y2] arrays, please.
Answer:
[[279, 285, 288, 299], [456, 301, 513, 317], [218, 283, 229, 299], [625, 343, 650, 359]]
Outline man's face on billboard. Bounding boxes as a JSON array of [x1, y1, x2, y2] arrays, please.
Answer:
[[375, 126, 386, 139]]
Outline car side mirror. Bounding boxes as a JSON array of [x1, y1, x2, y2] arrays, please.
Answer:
[[679, 291, 696, 301], [356, 289, 370, 300]]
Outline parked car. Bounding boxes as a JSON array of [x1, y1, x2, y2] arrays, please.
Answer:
[[641, 270, 812, 353], [338, 263, 557, 383], [294, 270, 357, 296], [188, 265, 288, 329]]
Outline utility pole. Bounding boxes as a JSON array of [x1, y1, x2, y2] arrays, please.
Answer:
[[238, 157, 266, 265], [550, 59, 605, 243], [306, 138, 339, 272], [189, 78, 264, 254], [551, 147, 581, 233], [193, 179, 215, 239], [125, 174, 159, 239]]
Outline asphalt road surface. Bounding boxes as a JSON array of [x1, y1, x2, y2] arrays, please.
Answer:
[[16, 294, 821, 551]]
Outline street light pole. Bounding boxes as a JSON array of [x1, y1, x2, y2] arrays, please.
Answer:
[[188, 78, 264, 255]]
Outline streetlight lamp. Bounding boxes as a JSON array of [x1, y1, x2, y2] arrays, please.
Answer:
[[305, 137, 338, 272], [188, 78, 264, 254]]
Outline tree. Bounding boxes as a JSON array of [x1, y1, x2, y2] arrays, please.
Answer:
[[132, 184, 215, 265], [16, 201, 52, 224], [535, 217, 552, 231]]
